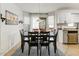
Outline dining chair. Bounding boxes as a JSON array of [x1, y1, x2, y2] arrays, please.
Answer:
[[28, 32, 39, 56], [20, 29, 29, 53], [20, 30, 25, 53], [40, 32, 50, 56], [53, 30, 58, 53]]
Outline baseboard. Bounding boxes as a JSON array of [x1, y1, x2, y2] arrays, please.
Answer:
[[4, 42, 21, 56]]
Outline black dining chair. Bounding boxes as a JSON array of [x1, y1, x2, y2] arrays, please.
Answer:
[[53, 30, 58, 53], [20, 30, 25, 53], [20, 29, 29, 53], [40, 32, 50, 56], [28, 32, 39, 56]]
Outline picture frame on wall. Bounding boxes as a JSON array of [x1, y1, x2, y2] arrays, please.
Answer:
[[39, 17, 46, 30], [5, 10, 18, 25]]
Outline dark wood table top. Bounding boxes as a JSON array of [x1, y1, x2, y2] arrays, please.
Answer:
[[23, 34, 55, 42], [23, 35, 55, 37]]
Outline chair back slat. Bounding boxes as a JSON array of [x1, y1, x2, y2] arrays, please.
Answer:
[[28, 32, 38, 42], [40, 32, 50, 41], [54, 30, 58, 42]]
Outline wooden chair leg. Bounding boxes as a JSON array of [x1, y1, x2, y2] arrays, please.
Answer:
[[21, 42, 24, 53], [28, 45, 31, 56], [48, 45, 50, 56], [40, 46, 41, 56], [54, 43, 57, 53], [37, 46, 39, 56]]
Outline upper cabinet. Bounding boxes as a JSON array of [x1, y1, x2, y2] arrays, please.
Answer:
[[55, 10, 79, 24], [56, 13, 67, 23], [71, 13, 79, 23]]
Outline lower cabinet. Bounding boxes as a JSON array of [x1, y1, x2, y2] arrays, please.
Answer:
[[68, 32, 78, 43], [63, 30, 78, 44]]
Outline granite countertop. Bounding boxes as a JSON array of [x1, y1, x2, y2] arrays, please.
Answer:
[[63, 28, 78, 31]]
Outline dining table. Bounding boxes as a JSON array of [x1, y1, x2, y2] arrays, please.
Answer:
[[23, 33, 55, 42], [21, 31, 57, 55]]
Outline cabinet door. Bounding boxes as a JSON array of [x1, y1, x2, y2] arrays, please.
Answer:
[[71, 13, 79, 23], [57, 13, 66, 23], [68, 33, 78, 43]]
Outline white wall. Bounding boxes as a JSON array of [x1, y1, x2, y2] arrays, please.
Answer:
[[0, 3, 23, 21], [0, 4, 1, 13], [23, 12, 30, 25], [30, 13, 48, 17], [0, 3, 23, 55], [0, 19, 1, 55], [22, 12, 31, 35], [0, 25, 21, 55]]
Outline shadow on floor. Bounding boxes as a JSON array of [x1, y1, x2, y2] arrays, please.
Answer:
[[12, 43, 64, 56]]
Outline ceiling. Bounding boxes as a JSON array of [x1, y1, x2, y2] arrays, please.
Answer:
[[15, 3, 79, 13]]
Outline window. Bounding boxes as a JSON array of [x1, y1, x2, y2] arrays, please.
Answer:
[[31, 16, 39, 30], [48, 15, 54, 28]]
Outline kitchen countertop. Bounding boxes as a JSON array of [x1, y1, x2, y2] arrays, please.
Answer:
[[63, 28, 78, 31]]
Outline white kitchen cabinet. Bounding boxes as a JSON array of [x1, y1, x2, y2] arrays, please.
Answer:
[[71, 13, 79, 23], [56, 13, 67, 23], [56, 10, 79, 23]]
